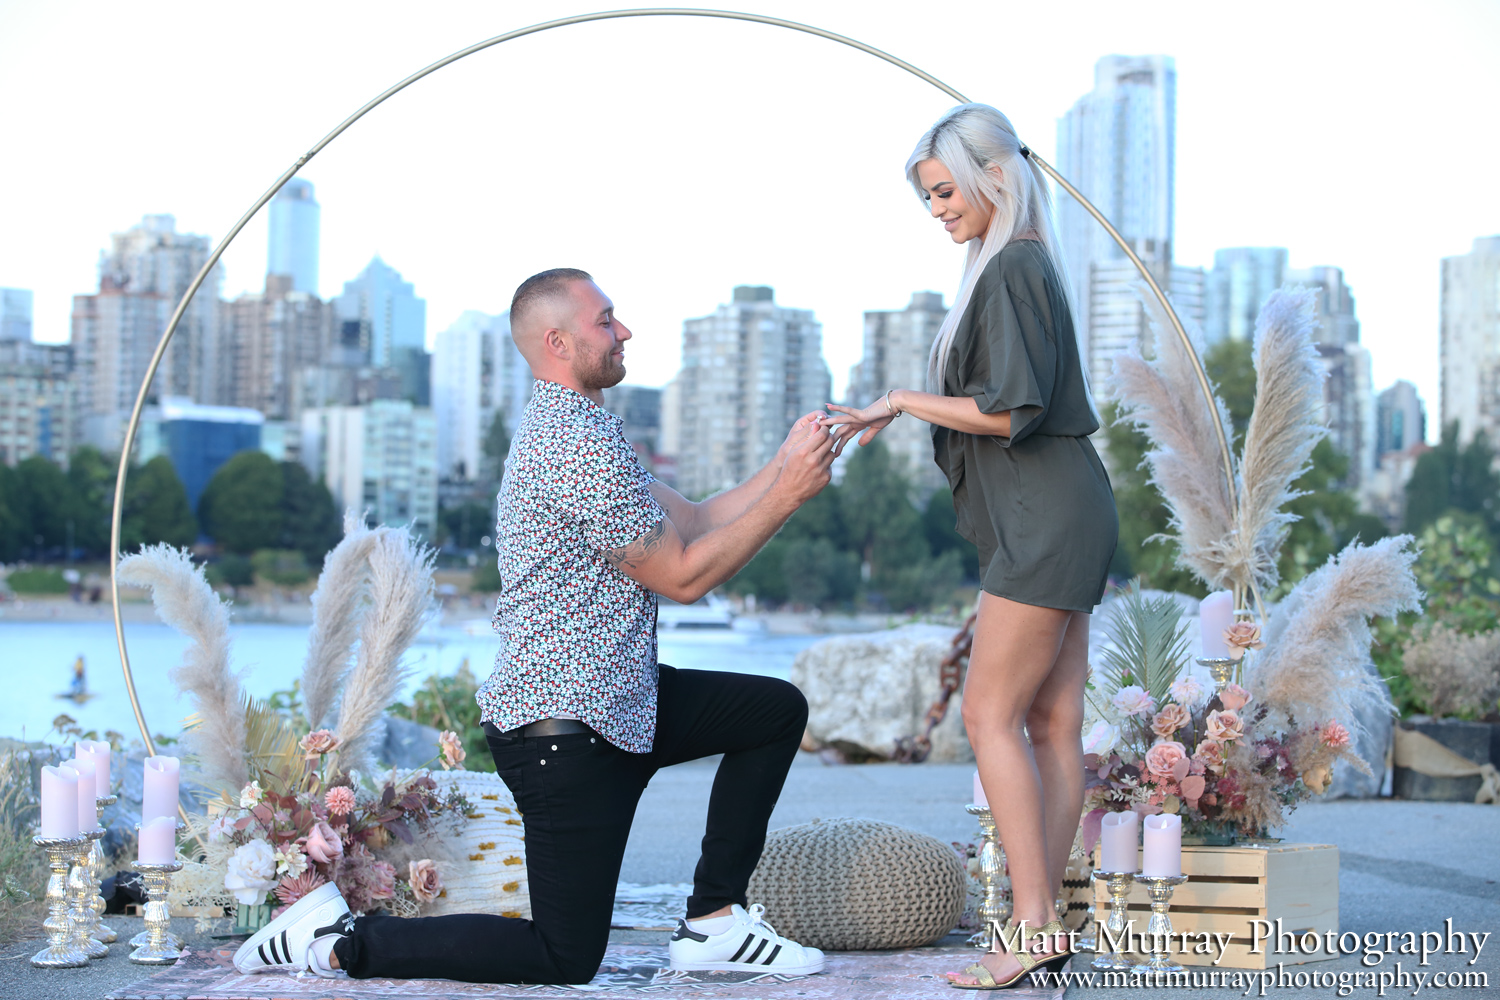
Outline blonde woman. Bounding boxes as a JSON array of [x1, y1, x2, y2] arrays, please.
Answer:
[[827, 104, 1116, 989]]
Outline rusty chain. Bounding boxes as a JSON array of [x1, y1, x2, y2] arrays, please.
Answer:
[[893, 611, 977, 763]]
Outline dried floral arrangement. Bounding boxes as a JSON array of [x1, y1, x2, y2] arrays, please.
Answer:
[[1099, 290, 1424, 835], [1084, 586, 1371, 839], [118, 514, 473, 917]]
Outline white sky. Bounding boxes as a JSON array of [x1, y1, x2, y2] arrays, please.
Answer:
[[2, 0, 1497, 436]]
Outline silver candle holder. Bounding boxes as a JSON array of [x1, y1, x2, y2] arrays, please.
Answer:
[[1132, 874, 1189, 974], [1195, 656, 1235, 693], [68, 835, 108, 959], [30, 835, 90, 969], [964, 804, 1010, 950], [1090, 869, 1138, 972], [130, 819, 184, 951], [89, 795, 118, 944], [129, 861, 184, 965]]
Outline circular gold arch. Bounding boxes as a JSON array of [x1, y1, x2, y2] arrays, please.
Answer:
[[109, 7, 1235, 755]]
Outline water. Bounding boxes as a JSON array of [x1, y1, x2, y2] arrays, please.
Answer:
[[0, 619, 824, 741]]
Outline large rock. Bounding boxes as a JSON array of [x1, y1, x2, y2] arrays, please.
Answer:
[[379, 714, 446, 769], [1326, 663, 1394, 800], [792, 624, 972, 762]]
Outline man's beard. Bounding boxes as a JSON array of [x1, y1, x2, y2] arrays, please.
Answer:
[[574, 346, 626, 391]]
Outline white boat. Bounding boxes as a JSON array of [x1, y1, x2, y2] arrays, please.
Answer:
[[657, 593, 735, 631]]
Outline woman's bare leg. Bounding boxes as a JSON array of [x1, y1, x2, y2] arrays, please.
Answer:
[[1028, 612, 1090, 899], [945, 593, 1075, 986]]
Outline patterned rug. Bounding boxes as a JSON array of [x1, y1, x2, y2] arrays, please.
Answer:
[[103, 944, 1067, 999]]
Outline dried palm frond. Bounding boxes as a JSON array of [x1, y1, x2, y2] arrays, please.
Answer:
[[117, 545, 247, 791], [242, 697, 303, 791], [1111, 297, 1239, 591], [302, 512, 381, 730], [1250, 536, 1422, 740], [1227, 291, 1327, 592], [333, 529, 437, 772], [1096, 583, 1192, 705]]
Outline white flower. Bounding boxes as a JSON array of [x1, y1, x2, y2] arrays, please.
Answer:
[[224, 839, 278, 906], [1082, 720, 1120, 756], [1111, 685, 1155, 717], [275, 842, 308, 878], [1168, 676, 1206, 708], [239, 780, 264, 809], [206, 815, 235, 843]]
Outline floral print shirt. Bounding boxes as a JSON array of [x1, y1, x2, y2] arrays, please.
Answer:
[[477, 379, 665, 753]]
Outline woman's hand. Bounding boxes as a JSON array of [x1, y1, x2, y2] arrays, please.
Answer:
[[824, 399, 896, 450]]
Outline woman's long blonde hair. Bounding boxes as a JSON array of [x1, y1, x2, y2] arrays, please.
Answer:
[[907, 103, 1071, 392]]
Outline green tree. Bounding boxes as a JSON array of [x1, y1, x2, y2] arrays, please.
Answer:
[[198, 451, 284, 554], [1404, 422, 1499, 540], [1274, 439, 1388, 595], [0, 462, 23, 561], [782, 537, 859, 607], [922, 486, 980, 580], [1102, 401, 1206, 595], [277, 462, 342, 567], [64, 446, 117, 556], [1204, 337, 1256, 443], [481, 411, 511, 487], [13, 455, 71, 556], [121, 455, 197, 549], [440, 502, 494, 550]]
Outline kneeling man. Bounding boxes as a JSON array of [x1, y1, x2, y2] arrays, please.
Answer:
[[235, 268, 839, 984]]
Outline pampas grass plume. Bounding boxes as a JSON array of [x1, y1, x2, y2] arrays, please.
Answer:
[[302, 511, 381, 730]]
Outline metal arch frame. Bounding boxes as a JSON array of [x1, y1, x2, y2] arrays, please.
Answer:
[[108, 7, 1238, 756]]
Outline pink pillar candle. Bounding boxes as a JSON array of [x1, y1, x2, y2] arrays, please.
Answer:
[[39, 765, 80, 839], [76, 740, 112, 797], [972, 770, 989, 809], [1199, 591, 1235, 659], [1098, 811, 1139, 872], [142, 756, 180, 823], [1142, 813, 1183, 877], [69, 756, 99, 831], [137, 816, 177, 865]]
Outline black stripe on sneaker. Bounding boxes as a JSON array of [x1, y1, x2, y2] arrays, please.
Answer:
[[269, 936, 282, 964], [745, 938, 768, 964], [281, 931, 290, 964], [258, 942, 271, 966], [763, 944, 782, 965], [729, 934, 755, 962]]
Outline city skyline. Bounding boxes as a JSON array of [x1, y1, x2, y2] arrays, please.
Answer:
[[2, 1, 1495, 425]]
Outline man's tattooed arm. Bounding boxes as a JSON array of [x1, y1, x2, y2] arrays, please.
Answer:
[[604, 519, 669, 571]]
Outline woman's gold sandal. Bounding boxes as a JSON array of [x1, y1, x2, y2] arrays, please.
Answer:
[[947, 919, 1072, 990]]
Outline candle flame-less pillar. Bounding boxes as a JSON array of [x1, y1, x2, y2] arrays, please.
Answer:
[[1098, 811, 1138, 873], [1142, 814, 1182, 877], [39, 766, 79, 840], [141, 757, 180, 823], [1199, 591, 1234, 659]]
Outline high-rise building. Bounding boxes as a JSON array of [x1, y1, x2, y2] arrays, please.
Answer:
[[0, 338, 75, 465], [1, 288, 33, 342], [670, 286, 831, 498], [1203, 247, 1289, 345], [846, 291, 948, 495], [1287, 265, 1374, 488], [223, 275, 335, 421], [72, 216, 225, 448], [267, 178, 320, 295], [1440, 236, 1500, 448], [1057, 54, 1178, 382], [1376, 380, 1427, 458], [1086, 259, 1205, 392], [430, 310, 531, 483], [136, 397, 264, 513], [600, 384, 665, 476], [336, 256, 427, 405], [300, 399, 437, 537]]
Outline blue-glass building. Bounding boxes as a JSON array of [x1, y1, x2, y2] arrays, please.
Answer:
[[140, 398, 264, 513]]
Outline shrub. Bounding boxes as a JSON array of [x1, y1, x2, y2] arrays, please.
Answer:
[[206, 554, 254, 588], [470, 559, 502, 593], [389, 662, 488, 766], [250, 549, 311, 587], [6, 568, 69, 594], [1400, 624, 1500, 720]]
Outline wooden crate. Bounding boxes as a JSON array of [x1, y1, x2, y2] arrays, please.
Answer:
[[1091, 843, 1338, 969]]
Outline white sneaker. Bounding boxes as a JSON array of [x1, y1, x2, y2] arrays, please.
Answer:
[[668, 903, 825, 976], [232, 882, 351, 975]]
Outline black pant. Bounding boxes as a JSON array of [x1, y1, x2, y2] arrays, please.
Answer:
[[334, 666, 807, 984]]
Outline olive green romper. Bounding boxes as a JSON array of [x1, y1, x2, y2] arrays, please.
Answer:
[[932, 240, 1117, 612]]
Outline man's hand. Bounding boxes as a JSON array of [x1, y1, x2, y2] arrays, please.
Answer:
[[770, 416, 837, 504], [775, 411, 830, 465]]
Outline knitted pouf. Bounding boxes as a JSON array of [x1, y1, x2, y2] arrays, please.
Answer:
[[424, 770, 530, 919], [746, 818, 966, 951]]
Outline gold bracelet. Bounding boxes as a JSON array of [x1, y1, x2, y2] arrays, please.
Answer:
[[884, 389, 902, 418]]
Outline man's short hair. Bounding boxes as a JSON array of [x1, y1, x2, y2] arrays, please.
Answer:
[[511, 268, 593, 331]]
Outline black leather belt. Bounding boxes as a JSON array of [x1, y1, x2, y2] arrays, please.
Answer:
[[502, 718, 592, 738]]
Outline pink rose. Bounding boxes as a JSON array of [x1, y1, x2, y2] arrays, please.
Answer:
[[303, 820, 344, 866], [438, 730, 466, 770], [1223, 622, 1265, 661], [1205, 709, 1245, 743], [408, 859, 443, 904], [1320, 721, 1351, 748], [1144, 741, 1188, 781], [370, 860, 396, 900], [1219, 683, 1252, 712], [1151, 704, 1190, 738], [1193, 739, 1227, 773], [299, 729, 340, 758], [1111, 685, 1155, 717]]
